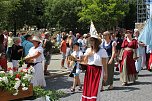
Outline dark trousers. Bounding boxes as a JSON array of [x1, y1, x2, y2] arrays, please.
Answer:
[[7, 47, 12, 62]]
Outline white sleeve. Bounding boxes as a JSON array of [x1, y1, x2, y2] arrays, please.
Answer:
[[71, 51, 76, 56], [84, 48, 91, 56], [112, 41, 117, 47], [37, 47, 43, 54], [79, 51, 83, 57], [100, 48, 108, 58]]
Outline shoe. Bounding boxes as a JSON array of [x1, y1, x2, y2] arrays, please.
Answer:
[[44, 71, 50, 75], [70, 88, 75, 93], [108, 85, 114, 90], [61, 66, 66, 69], [100, 87, 104, 92], [78, 86, 82, 91], [122, 82, 127, 86]]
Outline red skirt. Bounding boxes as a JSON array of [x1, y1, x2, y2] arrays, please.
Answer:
[[81, 65, 102, 101], [148, 53, 152, 70], [119, 50, 137, 74], [0, 58, 7, 71]]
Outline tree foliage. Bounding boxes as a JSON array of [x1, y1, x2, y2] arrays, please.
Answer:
[[0, 0, 137, 33], [78, 0, 130, 31]]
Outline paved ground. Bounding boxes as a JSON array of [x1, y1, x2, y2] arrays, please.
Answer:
[[8, 54, 152, 101], [45, 55, 152, 101]]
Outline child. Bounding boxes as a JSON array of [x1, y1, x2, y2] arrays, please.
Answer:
[[60, 35, 68, 68], [11, 37, 23, 71], [0, 53, 7, 71], [69, 42, 83, 93]]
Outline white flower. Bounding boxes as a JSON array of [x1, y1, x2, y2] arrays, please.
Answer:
[[22, 87, 28, 91], [28, 66, 35, 74], [0, 71, 5, 74], [22, 69, 28, 73], [13, 90, 19, 96], [0, 77, 2, 82], [15, 78, 20, 81], [9, 70, 13, 76], [22, 83, 25, 87], [2, 77, 8, 84], [14, 80, 21, 90], [23, 74, 32, 81]]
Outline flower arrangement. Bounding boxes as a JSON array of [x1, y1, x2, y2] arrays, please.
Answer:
[[0, 66, 34, 95]]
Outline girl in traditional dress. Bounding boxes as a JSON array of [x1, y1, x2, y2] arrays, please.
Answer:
[[119, 30, 138, 86], [81, 34, 108, 101], [101, 31, 117, 90], [25, 36, 46, 87], [134, 29, 146, 72]]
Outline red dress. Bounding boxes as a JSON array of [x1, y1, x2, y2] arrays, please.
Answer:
[[148, 53, 152, 70], [119, 39, 138, 83]]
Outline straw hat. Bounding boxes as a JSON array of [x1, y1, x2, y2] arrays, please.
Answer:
[[32, 36, 41, 42]]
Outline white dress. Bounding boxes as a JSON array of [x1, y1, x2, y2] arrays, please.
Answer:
[[28, 46, 46, 87]]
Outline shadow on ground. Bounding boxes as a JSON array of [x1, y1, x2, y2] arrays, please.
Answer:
[[138, 74, 152, 77], [45, 76, 73, 90], [112, 86, 140, 92]]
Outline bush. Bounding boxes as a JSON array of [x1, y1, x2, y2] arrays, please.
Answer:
[[33, 86, 66, 101]]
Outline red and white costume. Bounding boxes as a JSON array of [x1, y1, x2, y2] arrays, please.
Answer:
[[81, 48, 108, 101]]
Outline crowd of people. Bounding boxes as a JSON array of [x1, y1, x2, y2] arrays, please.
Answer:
[[0, 28, 151, 101], [0, 30, 53, 87], [57, 29, 152, 101]]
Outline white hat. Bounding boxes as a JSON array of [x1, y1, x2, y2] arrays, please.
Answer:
[[90, 21, 99, 39], [32, 36, 41, 42], [90, 34, 98, 39], [83, 34, 87, 37]]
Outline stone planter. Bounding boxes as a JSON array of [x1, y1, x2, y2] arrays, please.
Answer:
[[0, 84, 33, 101]]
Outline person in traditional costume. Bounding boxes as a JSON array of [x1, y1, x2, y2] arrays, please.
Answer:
[[147, 45, 152, 71], [119, 30, 138, 86], [81, 33, 108, 101], [134, 29, 146, 72], [25, 36, 46, 87], [101, 31, 117, 90]]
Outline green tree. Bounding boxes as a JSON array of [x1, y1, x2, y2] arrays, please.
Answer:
[[78, 0, 130, 31], [44, 0, 88, 33]]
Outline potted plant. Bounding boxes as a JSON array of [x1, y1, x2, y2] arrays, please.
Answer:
[[0, 66, 34, 101]]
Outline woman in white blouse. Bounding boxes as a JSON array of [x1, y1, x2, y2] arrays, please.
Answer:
[[81, 34, 108, 101], [25, 36, 46, 87]]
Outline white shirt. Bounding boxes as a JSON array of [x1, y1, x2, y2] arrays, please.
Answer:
[[71, 50, 83, 70], [28, 46, 45, 63], [84, 48, 108, 66], [71, 50, 83, 59], [100, 40, 117, 48]]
